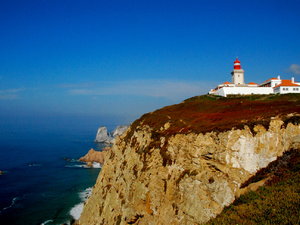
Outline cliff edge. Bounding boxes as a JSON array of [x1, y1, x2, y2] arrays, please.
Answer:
[[78, 94, 300, 225]]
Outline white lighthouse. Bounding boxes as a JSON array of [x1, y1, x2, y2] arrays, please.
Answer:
[[231, 58, 245, 85]]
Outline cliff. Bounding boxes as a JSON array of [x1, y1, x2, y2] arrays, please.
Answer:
[[78, 94, 300, 225]]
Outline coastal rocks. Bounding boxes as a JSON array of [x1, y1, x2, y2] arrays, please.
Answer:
[[79, 148, 111, 165], [112, 125, 129, 137], [78, 117, 300, 225], [95, 125, 129, 144], [95, 127, 112, 143]]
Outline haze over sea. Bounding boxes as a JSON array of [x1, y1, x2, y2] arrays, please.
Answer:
[[0, 115, 118, 225]]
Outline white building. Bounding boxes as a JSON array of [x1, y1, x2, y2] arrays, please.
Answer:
[[273, 79, 300, 94], [231, 58, 245, 85], [209, 59, 300, 97]]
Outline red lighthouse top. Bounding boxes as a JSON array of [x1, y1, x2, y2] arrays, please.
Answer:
[[234, 58, 241, 70]]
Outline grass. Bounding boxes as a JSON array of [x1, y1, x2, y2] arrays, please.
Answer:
[[205, 149, 300, 225]]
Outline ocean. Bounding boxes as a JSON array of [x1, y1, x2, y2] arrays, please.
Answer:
[[0, 118, 112, 225]]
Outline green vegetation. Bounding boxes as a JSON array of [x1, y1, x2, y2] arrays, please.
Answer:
[[206, 149, 300, 225]]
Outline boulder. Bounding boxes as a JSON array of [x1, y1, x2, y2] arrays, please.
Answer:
[[95, 127, 113, 143]]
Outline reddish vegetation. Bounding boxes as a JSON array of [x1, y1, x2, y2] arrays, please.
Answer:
[[126, 94, 300, 141]]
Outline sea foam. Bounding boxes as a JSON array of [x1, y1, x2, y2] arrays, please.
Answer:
[[0, 197, 19, 213], [69, 187, 93, 220], [65, 164, 89, 168], [92, 162, 101, 168], [70, 203, 84, 220], [79, 187, 93, 201], [65, 162, 101, 169], [40, 219, 54, 225]]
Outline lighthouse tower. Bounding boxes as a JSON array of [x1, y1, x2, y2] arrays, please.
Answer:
[[231, 58, 245, 85]]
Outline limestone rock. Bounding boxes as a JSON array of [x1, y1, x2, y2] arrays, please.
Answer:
[[112, 125, 129, 138], [95, 125, 128, 144], [95, 127, 113, 143]]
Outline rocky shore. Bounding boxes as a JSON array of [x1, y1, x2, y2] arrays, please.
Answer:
[[79, 125, 129, 167], [79, 147, 111, 166]]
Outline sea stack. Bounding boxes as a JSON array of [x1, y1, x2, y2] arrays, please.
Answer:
[[95, 127, 113, 143], [95, 125, 129, 144]]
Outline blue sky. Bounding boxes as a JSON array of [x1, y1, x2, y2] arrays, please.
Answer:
[[1, 0, 300, 128]]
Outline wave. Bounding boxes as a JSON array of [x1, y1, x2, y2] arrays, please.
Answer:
[[65, 164, 89, 168], [69, 187, 93, 220], [0, 197, 19, 213], [79, 187, 93, 201], [40, 219, 54, 225], [70, 203, 84, 220], [92, 162, 101, 168], [65, 162, 101, 169]]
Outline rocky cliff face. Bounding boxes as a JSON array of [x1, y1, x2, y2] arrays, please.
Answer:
[[78, 95, 300, 225]]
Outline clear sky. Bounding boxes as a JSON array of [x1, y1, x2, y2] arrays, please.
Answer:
[[0, 0, 300, 129]]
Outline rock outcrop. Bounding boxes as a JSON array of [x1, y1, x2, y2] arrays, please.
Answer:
[[79, 148, 109, 165], [95, 125, 129, 144], [78, 95, 300, 225], [112, 125, 129, 138], [95, 127, 113, 143]]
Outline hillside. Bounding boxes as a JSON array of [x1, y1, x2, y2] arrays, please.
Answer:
[[206, 148, 300, 225], [78, 94, 300, 225]]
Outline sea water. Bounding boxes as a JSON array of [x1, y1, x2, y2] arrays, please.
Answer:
[[0, 118, 112, 225]]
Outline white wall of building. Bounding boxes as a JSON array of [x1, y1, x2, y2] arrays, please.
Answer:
[[274, 86, 300, 94], [213, 86, 273, 97], [231, 69, 244, 85]]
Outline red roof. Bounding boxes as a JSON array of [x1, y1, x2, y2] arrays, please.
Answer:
[[274, 80, 300, 88], [234, 58, 240, 64], [223, 81, 232, 84], [262, 77, 278, 83], [248, 82, 258, 85]]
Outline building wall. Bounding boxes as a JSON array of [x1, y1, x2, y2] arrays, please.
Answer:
[[213, 87, 273, 97], [274, 86, 300, 94], [231, 70, 244, 85]]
